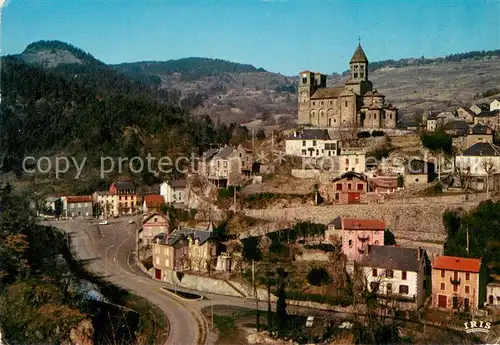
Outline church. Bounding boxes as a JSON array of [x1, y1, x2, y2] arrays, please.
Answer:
[[298, 43, 398, 129]]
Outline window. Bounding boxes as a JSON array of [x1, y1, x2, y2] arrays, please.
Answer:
[[357, 183, 364, 191], [360, 72, 364, 78], [390, 114, 393, 119], [441, 282, 445, 290], [355, 157, 359, 164], [224, 161, 227, 168], [465, 285, 470, 294], [354, 73, 358, 78], [301, 149, 306, 155], [336, 184, 343, 191], [387, 283, 392, 294], [354, 66, 358, 71], [399, 285, 409, 294], [453, 284, 458, 292], [119, 196, 122, 201], [302, 77, 307, 84], [321, 101, 324, 105], [345, 159, 349, 165], [302, 140, 306, 146], [313, 140, 317, 146], [370, 281, 379, 291], [156, 257, 160, 265], [313, 102, 316, 106], [125, 196, 128, 200], [345, 101, 348, 107], [386, 270, 394, 278], [372, 268, 377, 277], [154, 217, 158, 222], [348, 239, 353, 248], [402, 271, 407, 280], [466, 272, 470, 280], [348, 183, 352, 190], [375, 240, 379, 245]]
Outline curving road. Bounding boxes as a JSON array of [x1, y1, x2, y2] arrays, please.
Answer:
[[48, 218, 210, 345]]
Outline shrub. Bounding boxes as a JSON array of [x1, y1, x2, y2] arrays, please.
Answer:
[[283, 290, 352, 307], [371, 130, 385, 137], [307, 267, 332, 286], [357, 131, 371, 138]]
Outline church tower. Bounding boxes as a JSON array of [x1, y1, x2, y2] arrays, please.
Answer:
[[345, 43, 373, 96]]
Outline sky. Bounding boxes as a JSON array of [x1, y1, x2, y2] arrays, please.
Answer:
[[1, 0, 499, 76]]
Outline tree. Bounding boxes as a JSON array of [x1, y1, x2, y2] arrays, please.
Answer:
[[457, 167, 472, 190], [205, 258, 213, 277], [242, 237, 262, 262], [306, 267, 332, 286], [384, 230, 396, 245], [54, 198, 62, 220], [420, 129, 453, 154], [481, 159, 495, 199], [275, 267, 288, 332]]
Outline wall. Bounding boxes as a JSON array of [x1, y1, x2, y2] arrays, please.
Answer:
[[295, 250, 330, 262]]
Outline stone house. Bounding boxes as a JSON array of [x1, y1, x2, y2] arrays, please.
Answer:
[[297, 43, 398, 129], [486, 282, 500, 307], [491, 99, 500, 111], [139, 212, 170, 246], [198, 145, 253, 187], [338, 148, 366, 173], [431, 255, 483, 312], [473, 109, 500, 131], [456, 106, 476, 124], [455, 142, 500, 191], [109, 180, 141, 215], [466, 124, 494, 149], [358, 245, 427, 309], [152, 222, 218, 280], [285, 128, 339, 158], [160, 179, 187, 204], [62, 196, 93, 218], [325, 216, 385, 261], [404, 160, 436, 188], [142, 194, 166, 214], [320, 171, 369, 204]]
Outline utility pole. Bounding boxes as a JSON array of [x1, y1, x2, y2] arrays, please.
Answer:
[[466, 225, 469, 256]]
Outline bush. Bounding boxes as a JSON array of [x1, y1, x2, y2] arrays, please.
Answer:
[[358, 131, 371, 138], [371, 130, 385, 137], [304, 243, 338, 252], [284, 290, 352, 307], [307, 267, 332, 286]]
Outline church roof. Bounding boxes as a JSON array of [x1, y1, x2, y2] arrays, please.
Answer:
[[365, 90, 384, 97], [310, 87, 344, 100], [350, 43, 368, 64]]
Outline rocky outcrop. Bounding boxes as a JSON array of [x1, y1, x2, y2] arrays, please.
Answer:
[[60, 319, 94, 345]]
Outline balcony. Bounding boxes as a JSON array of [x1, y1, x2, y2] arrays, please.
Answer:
[[450, 277, 461, 285], [358, 235, 370, 242]]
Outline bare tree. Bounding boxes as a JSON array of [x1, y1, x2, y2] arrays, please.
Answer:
[[481, 159, 495, 199], [205, 258, 213, 277], [457, 166, 472, 190]]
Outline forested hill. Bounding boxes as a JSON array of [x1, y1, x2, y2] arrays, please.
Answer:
[[0, 55, 236, 181], [113, 57, 267, 84]]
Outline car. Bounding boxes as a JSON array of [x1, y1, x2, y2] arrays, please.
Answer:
[[98, 220, 109, 225], [128, 219, 135, 224]]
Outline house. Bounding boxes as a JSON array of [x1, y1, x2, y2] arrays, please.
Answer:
[[470, 104, 484, 115], [44, 196, 60, 213], [160, 179, 187, 204], [62, 196, 93, 218], [92, 191, 114, 218], [325, 217, 385, 261], [425, 112, 439, 132], [338, 148, 366, 173], [431, 255, 483, 312], [109, 180, 141, 215], [436, 112, 458, 128], [139, 212, 170, 246], [399, 121, 422, 131], [490, 99, 500, 111], [285, 128, 339, 158], [486, 281, 500, 307], [143, 194, 166, 214], [455, 142, 500, 191], [369, 175, 401, 194], [198, 145, 253, 187], [319, 171, 369, 204], [466, 124, 494, 149], [456, 107, 476, 124], [152, 222, 218, 280], [443, 120, 469, 137], [473, 109, 500, 131], [358, 245, 427, 309], [404, 159, 436, 188]]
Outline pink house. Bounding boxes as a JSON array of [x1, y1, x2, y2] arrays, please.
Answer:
[[325, 216, 385, 261]]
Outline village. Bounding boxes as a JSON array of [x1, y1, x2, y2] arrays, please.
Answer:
[[36, 45, 500, 343]]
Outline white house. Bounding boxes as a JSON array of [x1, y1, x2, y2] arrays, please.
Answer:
[[486, 282, 500, 307], [160, 179, 187, 204], [285, 128, 339, 158], [490, 99, 500, 111], [470, 104, 483, 115], [358, 245, 427, 309], [338, 148, 366, 173], [92, 191, 115, 218], [455, 142, 500, 190]]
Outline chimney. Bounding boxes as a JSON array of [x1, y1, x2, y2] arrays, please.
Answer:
[[417, 247, 421, 261]]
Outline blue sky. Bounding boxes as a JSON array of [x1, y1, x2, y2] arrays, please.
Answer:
[[2, 0, 499, 76]]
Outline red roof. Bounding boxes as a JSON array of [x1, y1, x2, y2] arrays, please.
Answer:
[[433, 256, 481, 273], [66, 196, 93, 203], [342, 218, 385, 230], [144, 194, 165, 208]]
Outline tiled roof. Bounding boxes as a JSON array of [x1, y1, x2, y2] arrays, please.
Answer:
[[469, 124, 493, 135], [144, 194, 165, 208], [462, 142, 500, 156], [443, 120, 469, 135], [113, 181, 135, 191], [287, 128, 331, 140], [159, 223, 215, 246], [358, 246, 425, 272], [328, 216, 385, 230], [202, 148, 219, 160], [310, 87, 344, 100], [214, 146, 236, 159], [66, 196, 93, 203], [350, 43, 368, 63], [143, 211, 169, 224], [457, 107, 476, 116], [331, 171, 368, 183], [433, 255, 481, 273], [475, 109, 500, 118]]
